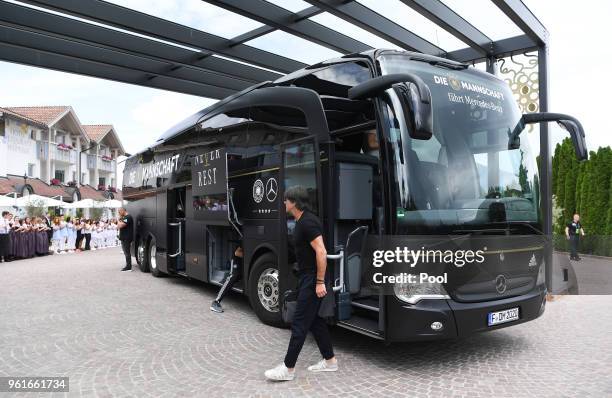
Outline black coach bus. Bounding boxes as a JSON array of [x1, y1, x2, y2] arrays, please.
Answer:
[[123, 49, 587, 341]]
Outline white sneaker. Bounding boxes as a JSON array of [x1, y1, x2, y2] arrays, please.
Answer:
[[264, 363, 295, 381], [307, 359, 338, 372]]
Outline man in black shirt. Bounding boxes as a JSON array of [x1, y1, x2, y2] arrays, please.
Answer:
[[265, 186, 336, 381], [117, 208, 134, 271], [565, 213, 585, 261]]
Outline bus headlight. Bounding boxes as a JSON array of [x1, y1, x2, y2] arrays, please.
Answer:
[[536, 262, 546, 286], [393, 277, 450, 305]]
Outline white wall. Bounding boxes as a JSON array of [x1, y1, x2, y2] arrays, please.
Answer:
[[2, 119, 39, 177]]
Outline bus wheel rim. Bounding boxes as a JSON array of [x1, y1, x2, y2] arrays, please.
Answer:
[[257, 267, 279, 313], [150, 244, 157, 269], [137, 243, 145, 264]]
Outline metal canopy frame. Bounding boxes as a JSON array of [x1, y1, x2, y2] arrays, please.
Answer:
[[0, 0, 555, 288], [0, 0, 548, 98]]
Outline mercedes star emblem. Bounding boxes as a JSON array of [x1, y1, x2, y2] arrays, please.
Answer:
[[266, 177, 278, 202]]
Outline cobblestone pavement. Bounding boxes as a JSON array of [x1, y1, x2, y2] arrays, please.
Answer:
[[0, 248, 611, 398]]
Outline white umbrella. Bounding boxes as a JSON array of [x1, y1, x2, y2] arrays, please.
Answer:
[[100, 199, 123, 208], [15, 194, 64, 207], [0, 195, 16, 207], [70, 198, 97, 208]]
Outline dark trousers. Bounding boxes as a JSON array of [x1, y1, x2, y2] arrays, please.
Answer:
[[121, 239, 132, 267], [284, 273, 334, 368], [75, 232, 83, 250], [84, 234, 91, 250], [570, 235, 580, 259]]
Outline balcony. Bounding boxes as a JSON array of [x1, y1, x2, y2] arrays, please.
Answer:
[[36, 141, 78, 164], [87, 154, 116, 173]]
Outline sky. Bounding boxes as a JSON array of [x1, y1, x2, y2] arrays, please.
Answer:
[[0, 0, 610, 186]]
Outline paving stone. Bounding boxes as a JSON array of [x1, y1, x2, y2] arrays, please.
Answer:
[[0, 248, 610, 397]]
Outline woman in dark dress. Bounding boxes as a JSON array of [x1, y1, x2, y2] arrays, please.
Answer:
[[24, 217, 35, 258], [34, 217, 49, 255], [74, 218, 83, 252]]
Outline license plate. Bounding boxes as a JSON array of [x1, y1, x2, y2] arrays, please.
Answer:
[[488, 307, 520, 326]]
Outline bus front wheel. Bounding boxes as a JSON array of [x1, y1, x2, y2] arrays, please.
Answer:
[[248, 253, 283, 327]]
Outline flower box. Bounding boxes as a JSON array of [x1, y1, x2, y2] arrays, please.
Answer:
[[51, 178, 61, 186], [57, 143, 73, 151], [101, 155, 113, 162]]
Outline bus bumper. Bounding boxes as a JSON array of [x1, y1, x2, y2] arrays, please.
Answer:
[[386, 286, 547, 342]]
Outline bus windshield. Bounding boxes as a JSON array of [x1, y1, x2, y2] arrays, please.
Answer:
[[378, 54, 541, 234]]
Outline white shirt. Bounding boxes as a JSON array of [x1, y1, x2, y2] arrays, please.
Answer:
[[0, 218, 9, 234]]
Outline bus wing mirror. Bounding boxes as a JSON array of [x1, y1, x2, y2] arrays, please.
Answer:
[[509, 112, 588, 160], [348, 73, 433, 140]]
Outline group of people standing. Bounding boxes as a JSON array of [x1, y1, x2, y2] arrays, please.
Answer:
[[0, 211, 122, 262], [50, 216, 120, 254], [0, 212, 51, 261]]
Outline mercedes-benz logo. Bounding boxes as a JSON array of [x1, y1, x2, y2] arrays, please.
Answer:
[[266, 177, 278, 202], [495, 274, 507, 294]]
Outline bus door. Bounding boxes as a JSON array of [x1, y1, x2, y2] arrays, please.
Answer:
[[278, 136, 322, 300], [167, 187, 186, 273]]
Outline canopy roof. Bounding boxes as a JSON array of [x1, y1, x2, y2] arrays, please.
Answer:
[[0, 0, 546, 99]]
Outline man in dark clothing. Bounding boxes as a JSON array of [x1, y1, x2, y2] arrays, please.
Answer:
[[117, 208, 134, 271], [565, 213, 585, 261], [210, 246, 244, 313], [265, 186, 336, 381]]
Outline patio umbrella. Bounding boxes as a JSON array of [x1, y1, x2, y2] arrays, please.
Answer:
[[15, 194, 64, 207], [0, 195, 16, 207], [69, 199, 97, 208], [99, 199, 123, 208]]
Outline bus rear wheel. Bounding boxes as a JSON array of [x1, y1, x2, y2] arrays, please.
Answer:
[[248, 253, 283, 327], [148, 237, 163, 277], [136, 238, 149, 272]]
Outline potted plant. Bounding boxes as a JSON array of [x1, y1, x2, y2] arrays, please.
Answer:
[[97, 184, 106, 191], [50, 178, 61, 186]]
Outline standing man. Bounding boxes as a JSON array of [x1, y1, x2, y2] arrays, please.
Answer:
[[0, 211, 10, 263], [265, 186, 337, 381], [43, 212, 53, 244], [117, 208, 134, 271], [565, 213, 585, 261]]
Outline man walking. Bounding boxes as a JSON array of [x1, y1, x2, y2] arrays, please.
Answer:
[[565, 213, 585, 261], [117, 208, 134, 271], [265, 186, 337, 381]]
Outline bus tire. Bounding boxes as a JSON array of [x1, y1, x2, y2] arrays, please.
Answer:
[[248, 253, 283, 327], [148, 236, 163, 277], [136, 237, 149, 272]]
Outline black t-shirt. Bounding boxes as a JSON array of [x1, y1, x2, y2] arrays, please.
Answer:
[[119, 214, 134, 242], [567, 221, 582, 236], [293, 211, 323, 274]]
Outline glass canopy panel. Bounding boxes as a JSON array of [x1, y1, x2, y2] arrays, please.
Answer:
[[356, 0, 469, 52], [440, 0, 524, 41], [310, 12, 402, 51], [264, 0, 312, 13], [245, 30, 342, 65], [105, 0, 264, 39]]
